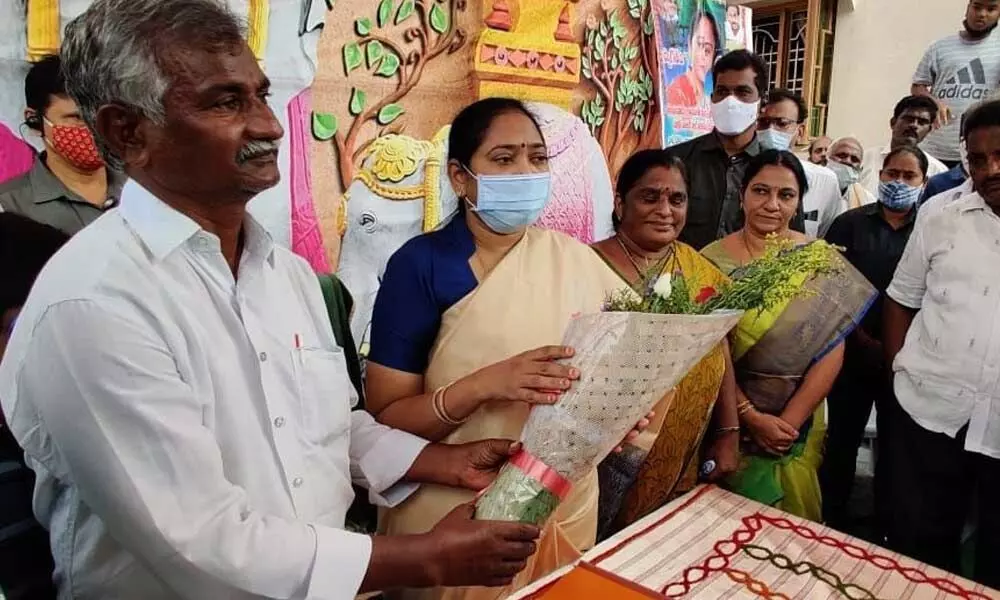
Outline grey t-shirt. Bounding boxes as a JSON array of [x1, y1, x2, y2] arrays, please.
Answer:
[[913, 30, 1000, 162]]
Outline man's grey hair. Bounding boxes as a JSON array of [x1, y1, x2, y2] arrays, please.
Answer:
[[61, 0, 247, 171], [830, 136, 864, 155]]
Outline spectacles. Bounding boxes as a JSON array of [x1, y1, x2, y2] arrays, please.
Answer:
[[757, 117, 798, 130]]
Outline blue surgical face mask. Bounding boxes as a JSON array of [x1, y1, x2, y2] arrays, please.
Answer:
[[757, 128, 794, 151], [878, 180, 922, 211], [463, 166, 551, 234], [828, 160, 860, 192]]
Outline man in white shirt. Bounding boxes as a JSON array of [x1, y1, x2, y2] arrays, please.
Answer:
[[0, 1, 545, 598], [755, 88, 844, 237], [883, 99, 1000, 589], [826, 137, 876, 211], [859, 96, 949, 195]]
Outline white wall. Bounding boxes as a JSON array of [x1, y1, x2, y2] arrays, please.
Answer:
[[826, 0, 968, 151]]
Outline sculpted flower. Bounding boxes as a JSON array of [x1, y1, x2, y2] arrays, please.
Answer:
[[586, 14, 598, 30], [369, 135, 423, 183], [653, 275, 673, 299]]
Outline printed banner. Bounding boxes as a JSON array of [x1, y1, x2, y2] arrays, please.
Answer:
[[652, 0, 727, 147], [725, 4, 752, 51]]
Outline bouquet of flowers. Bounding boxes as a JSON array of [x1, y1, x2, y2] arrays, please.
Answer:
[[475, 238, 843, 526]]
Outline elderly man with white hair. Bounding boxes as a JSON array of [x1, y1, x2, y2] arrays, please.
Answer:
[[826, 136, 877, 211], [0, 1, 546, 598]]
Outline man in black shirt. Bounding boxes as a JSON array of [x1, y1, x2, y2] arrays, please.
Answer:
[[0, 213, 65, 599], [668, 50, 805, 249], [819, 147, 927, 538]]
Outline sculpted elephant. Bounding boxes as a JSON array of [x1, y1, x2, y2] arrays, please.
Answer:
[[336, 101, 616, 361]]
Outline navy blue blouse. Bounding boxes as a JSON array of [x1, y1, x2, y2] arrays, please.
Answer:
[[368, 216, 480, 373]]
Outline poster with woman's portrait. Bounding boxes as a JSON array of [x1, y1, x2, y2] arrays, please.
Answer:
[[652, 0, 726, 147]]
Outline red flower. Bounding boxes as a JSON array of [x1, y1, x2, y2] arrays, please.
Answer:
[[695, 286, 717, 304]]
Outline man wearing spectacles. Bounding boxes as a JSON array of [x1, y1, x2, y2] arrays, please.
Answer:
[[757, 88, 844, 237]]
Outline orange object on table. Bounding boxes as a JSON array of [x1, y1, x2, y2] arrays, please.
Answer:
[[536, 562, 661, 600]]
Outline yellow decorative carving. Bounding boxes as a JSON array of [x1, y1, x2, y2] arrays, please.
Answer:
[[24, 0, 270, 62], [422, 126, 452, 232], [27, 0, 61, 62], [355, 170, 426, 200], [247, 0, 269, 61], [363, 135, 434, 183], [473, 1, 581, 107], [337, 191, 350, 237], [478, 81, 574, 111]]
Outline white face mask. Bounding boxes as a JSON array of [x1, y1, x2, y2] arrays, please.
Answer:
[[711, 96, 760, 136]]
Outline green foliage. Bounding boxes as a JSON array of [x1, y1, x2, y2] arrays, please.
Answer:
[[355, 17, 372, 36], [395, 0, 415, 24], [377, 0, 394, 27], [365, 40, 384, 68], [349, 88, 367, 116], [311, 112, 339, 141], [343, 42, 363, 74], [377, 103, 405, 125], [429, 3, 449, 34], [375, 50, 401, 77], [604, 240, 844, 316]]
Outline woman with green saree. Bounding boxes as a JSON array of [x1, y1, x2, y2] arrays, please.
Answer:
[[701, 149, 875, 522], [594, 150, 741, 539]]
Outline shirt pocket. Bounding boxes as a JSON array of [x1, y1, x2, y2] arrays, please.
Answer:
[[293, 347, 353, 447]]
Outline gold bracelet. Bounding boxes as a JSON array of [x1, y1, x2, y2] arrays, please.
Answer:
[[431, 383, 465, 426], [716, 426, 741, 435], [737, 398, 753, 416]]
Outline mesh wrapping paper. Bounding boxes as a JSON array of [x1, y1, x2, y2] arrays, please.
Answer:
[[476, 310, 743, 524]]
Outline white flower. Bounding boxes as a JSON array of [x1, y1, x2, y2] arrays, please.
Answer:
[[652, 275, 673, 299]]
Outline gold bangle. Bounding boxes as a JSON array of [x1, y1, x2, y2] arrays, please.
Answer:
[[716, 426, 741, 435], [737, 398, 753, 416], [431, 383, 465, 426]]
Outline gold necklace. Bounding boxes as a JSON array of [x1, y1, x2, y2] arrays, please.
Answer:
[[616, 235, 674, 282]]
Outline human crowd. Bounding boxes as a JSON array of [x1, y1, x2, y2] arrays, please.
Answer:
[[0, 0, 999, 598]]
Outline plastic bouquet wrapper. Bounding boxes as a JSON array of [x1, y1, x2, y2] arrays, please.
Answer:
[[474, 309, 743, 525]]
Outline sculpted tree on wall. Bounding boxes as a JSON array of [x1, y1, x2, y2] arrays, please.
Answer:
[[312, 0, 467, 187], [579, 0, 660, 171]]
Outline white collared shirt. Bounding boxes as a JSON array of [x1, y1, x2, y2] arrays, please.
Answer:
[[800, 161, 844, 237], [0, 180, 427, 599], [887, 192, 1000, 459], [918, 178, 975, 222], [860, 144, 948, 197]]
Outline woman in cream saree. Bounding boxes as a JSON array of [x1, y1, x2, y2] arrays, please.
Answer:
[[701, 150, 875, 521], [365, 99, 631, 600], [591, 150, 741, 539]]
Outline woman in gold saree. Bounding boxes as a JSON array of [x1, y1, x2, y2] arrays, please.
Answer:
[[365, 98, 644, 600], [701, 150, 875, 521], [592, 150, 741, 538]]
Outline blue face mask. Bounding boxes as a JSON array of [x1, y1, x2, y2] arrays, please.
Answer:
[[757, 128, 794, 151], [878, 180, 922, 211], [463, 166, 551, 234]]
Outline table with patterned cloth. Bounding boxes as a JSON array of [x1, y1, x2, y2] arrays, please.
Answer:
[[510, 485, 998, 600]]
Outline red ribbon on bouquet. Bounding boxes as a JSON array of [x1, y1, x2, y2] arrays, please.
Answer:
[[510, 449, 573, 501]]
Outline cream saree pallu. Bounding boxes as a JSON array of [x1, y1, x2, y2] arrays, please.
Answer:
[[379, 228, 625, 600]]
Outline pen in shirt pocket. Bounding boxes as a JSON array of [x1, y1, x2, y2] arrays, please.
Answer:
[[294, 333, 303, 366]]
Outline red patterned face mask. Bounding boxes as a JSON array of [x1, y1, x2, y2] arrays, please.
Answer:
[[45, 119, 105, 172]]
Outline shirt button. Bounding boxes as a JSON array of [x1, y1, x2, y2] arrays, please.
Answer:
[[259, 352, 267, 362], [292, 477, 304, 488], [273, 416, 285, 428]]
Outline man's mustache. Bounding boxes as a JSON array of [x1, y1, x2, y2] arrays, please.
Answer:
[[236, 140, 281, 164]]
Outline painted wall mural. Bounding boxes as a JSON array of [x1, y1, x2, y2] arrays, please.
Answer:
[[2, 0, 688, 356]]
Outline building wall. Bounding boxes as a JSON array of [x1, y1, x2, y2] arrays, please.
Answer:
[[826, 0, 968, 151]]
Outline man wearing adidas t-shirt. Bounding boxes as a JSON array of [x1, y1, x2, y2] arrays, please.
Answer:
[[912, 0, 1000, 167]]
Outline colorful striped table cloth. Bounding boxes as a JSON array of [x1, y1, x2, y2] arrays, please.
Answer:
[[511, 485, 998, 599]]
